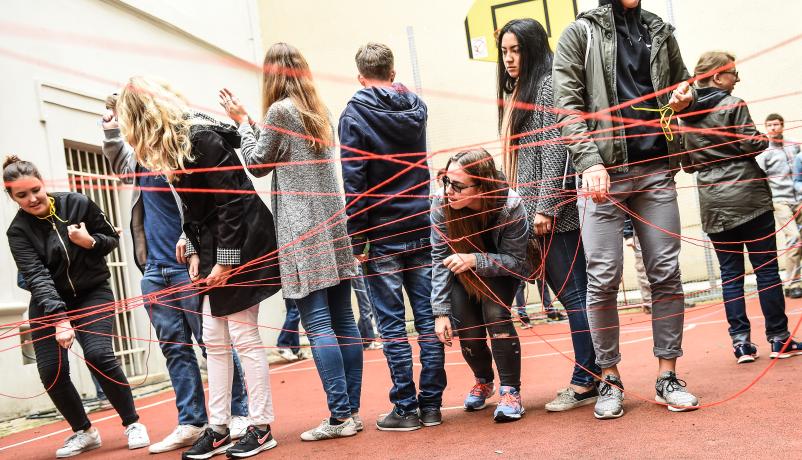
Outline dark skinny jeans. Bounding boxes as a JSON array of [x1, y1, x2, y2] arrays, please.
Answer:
[[30, 283, 139, 432], [452, 276, 521, 390]]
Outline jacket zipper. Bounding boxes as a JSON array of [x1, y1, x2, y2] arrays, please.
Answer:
[[51, 219, 78, 297]]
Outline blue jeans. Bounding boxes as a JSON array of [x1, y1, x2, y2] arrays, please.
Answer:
[[352, 264, 377, 346], [513, 283, 531, 324], [295, 280, 363, 419], [141, 263, 249, 425], [366, 238, 446, 415], [537, 279, 554, 312], [708, 211, 791, 345], [538, 231, 600, 386], [277, 300, 301, 353]]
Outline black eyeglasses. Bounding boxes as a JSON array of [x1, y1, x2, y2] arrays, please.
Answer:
[[442, 176, 478, 193], [719, 70, 739, 79]]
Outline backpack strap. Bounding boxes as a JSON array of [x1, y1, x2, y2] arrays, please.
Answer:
[[578, 18, 592, 67]]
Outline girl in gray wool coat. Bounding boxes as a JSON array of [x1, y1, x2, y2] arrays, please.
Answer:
[[220, 42, 363, 442], [496, 18, 601, 413]]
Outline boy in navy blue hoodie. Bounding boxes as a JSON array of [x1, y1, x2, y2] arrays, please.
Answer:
[[339, 42, 445, 431]]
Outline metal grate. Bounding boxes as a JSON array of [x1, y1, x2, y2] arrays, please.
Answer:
[[64, 141, 146, 377]]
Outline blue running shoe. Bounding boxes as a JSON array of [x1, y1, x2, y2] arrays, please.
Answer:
[[770, 338, 802, 359], [464, 379, 494, 411], [493, 386, 524, 422]]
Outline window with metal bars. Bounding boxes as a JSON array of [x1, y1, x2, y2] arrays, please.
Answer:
[[64, 141, 146, 378]]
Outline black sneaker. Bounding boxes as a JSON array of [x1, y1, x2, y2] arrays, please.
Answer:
[[376, 408, 422, 432], [785, 287, 802, 299], [734, 343, 759, 364], [226, 426, 277, 458], [547, 311, 567, 321], [182, 428, 232, 460], [770, 337, 802, 359], [419, 408, 442, 427]]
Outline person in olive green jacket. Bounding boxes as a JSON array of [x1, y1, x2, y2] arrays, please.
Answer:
[[552, 0, 698, 420], [681, 51, 802, 365]]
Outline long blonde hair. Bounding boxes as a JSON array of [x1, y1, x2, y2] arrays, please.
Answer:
[[116, 76, 193, 180], [261, 43, 332, 152]]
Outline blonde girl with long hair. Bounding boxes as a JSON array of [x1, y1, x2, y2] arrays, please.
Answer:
[[219, 43, 362, 441], [117, 76, 282, 459]]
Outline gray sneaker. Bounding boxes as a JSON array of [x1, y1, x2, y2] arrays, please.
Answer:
[[545, 386, 599, 412], [594, 375, 625, 419], [352, 414, 363, 432], [300, 418, 358, 441], [655, 371, 699, 412]]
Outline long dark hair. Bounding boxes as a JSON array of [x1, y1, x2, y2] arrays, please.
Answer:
[[443, 149, 507, 299], [496, 18, 553, 136]]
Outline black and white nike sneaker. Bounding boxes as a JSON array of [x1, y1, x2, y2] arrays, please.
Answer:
[[182, 427, 233, 460], [226, 425, 277, 458]]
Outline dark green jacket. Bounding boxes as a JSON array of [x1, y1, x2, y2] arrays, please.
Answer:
[[553, 4, 692, 173], [680, 91, 771, 234]]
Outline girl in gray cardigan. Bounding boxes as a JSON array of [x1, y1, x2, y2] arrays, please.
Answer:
[[220, 42, 362, 442]]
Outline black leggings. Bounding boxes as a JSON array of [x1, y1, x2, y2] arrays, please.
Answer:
[[30, 283, 139, 432], [452, 276, 521, 389]]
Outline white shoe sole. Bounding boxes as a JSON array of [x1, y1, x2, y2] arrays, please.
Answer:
[[374, 423, 421, 432], [300, 429, 358, 441], [736, 355, 757, 364], [183, 442, 233, 459], [227, 439, 278, 458], [128, 440, 150, 450], [593, 408, 624, 419], [493, 409, 525, 422], [150, 439, 197, 454], [464, 402, 488, 412], [769, 350, 802, 359], [655, 395, 700, 412], [56, 442, 102, 458]]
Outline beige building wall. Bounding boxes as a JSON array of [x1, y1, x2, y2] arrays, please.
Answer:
[[257, 0, 802, 295], [0, 0, 292, 420]]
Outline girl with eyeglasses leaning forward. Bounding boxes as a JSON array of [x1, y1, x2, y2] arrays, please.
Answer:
[[431, 149, 529, 422]]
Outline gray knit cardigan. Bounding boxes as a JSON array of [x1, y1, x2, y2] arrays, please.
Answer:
[[238, 98, 356, 299], [515, 74, 581, 235]]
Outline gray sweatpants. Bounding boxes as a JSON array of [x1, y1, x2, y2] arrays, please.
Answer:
[[578, 162, 685, 368]]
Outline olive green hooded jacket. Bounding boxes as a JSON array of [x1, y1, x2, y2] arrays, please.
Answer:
[[553, 4, 693, 173]]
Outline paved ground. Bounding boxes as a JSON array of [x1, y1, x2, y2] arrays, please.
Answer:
[[2, 298, 801, 459]]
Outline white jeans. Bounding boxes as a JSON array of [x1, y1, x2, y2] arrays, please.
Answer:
[[202, 298, 274, 426]]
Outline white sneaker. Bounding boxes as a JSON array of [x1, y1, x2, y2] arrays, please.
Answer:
[[148, 424, 204, 454], [277, 348, 299, 362], [56, 429, 102, 458], [230, 416, 250, 440], [300, 418, 358, 441], [124, 422, 150, 450], [367, 341, 383, 350]]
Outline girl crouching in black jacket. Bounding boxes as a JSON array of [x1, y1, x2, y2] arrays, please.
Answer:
[[5, 155, 149, 458]]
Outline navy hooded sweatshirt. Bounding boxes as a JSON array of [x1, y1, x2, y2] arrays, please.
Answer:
[[601, 0, 668, 163], [339, 83, 431, 254]]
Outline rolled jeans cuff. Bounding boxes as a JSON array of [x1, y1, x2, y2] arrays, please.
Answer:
[[595, 354, 622, 369], [653, 346, 683, 360]]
